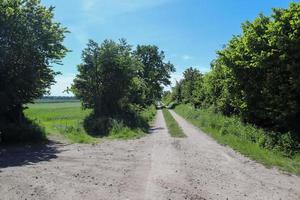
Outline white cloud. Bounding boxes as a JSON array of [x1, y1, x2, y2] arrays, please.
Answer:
[[50, 73, 76, 96], [182, 55, 193, 60]]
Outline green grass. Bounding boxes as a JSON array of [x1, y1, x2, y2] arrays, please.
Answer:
[[25, 102, 97, 144], [108, 105, 157, 140], [174, 104, 300, 175], [162, 108, 186, 138], [25, 102, 157, 143]]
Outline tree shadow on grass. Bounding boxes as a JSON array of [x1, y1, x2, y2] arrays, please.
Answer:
[[0, 141, 64, 168]]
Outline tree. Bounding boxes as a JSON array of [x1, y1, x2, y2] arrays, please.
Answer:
[[215, 3, 300, 134], [173, 80, 183, 103], [181, 67, 202, 104], [72, 39, 141, 118], [0, 0, 68, 142], [135, 45, 175, 105]]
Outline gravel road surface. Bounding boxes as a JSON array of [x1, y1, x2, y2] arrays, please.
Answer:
[[0, 110, 299, 200]]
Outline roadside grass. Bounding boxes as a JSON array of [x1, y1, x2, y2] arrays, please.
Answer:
[[162, 108, 186, 138], [108, 105, 157, 140], [174, 104, 300, 175], [25, 103, 157, 143], [25, 102, 97, 144]]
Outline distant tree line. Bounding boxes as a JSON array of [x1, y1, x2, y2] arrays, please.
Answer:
[[165, 3, 300, 149], [35, 96, 79, 103]]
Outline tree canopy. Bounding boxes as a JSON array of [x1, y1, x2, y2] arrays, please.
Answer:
[[167, 2, 300, 145], [72, 40, 174, 134], [0, 0, 68, 142]]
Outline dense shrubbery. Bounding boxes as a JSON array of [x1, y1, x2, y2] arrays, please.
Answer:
[[167, 3, 300, 154]]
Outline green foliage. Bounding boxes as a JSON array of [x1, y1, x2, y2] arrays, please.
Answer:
[[0, 0, 68, 143], [140, 105, 157, 123], [161, 91, 174, 106], [135, 45, 175, 105], [0, 118, 46, 143], [181, 67, 202, 104], [108, 105, 157, 140], [25, 102, 157, 142], [72, 39, 172, 136], [162, 109, 185, 138], [174, 104, 300, 174], [72, 39, 140, 117], [212, 3, 300, 135], [108, 121, 145, 140], [171, 3, 300, 153]]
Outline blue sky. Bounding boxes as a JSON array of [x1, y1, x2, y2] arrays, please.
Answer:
[[42, 0, 297, 96]]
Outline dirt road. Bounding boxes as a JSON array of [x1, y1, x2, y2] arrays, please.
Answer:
[[0, 110, 300, 200]]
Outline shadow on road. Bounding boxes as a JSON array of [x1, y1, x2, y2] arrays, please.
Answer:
[[0, 142, 64, 168], [149, 127, 164, 133]]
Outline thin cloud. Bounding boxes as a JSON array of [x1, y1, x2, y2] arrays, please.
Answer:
[[182, 55, 193, 61]]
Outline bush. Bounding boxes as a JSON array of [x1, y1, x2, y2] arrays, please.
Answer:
[[83, 113, 115, 136], [0, 118, 46, 144], [83, 105, 156, 138]]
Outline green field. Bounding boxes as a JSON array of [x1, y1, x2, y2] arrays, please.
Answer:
[[24, 102, 157, 143], [24, 102, 97, 143]]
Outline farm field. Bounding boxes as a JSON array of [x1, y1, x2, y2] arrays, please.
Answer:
[[24, 102, 96, 143]]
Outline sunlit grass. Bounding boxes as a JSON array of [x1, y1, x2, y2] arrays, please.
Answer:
[[162, 109, 186, 138], [25, 102, 157, 143], [25, 102, 97, 144], [174, 104, 300, 175]]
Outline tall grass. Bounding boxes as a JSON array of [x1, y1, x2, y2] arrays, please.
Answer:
[[174, 104, 300, 175], [162, 109, 185, 138]]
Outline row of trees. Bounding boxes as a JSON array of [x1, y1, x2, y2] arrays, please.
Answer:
[[165, 3, 300, 142], [72, 39, 174, 134]]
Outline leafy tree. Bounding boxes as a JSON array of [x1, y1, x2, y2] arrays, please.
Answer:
[[215, 2, 300, 135], [161, 91, 174, 106], [0, 0, 68, 142], [173, 80, 183, 103], [181, 67, 202, 104], [72, 39, 141, 117], [135, 45, 175, 105]]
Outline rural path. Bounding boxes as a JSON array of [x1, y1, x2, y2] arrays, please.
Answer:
[[0, 110, 300, 200]]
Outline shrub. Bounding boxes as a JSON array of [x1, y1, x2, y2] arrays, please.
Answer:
[[0, 118, 46, 144]]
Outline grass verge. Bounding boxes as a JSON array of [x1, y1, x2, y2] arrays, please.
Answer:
[[108, 105, 157, 140], [162, 109, 186, 138], [174, 104, 300, 175]]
